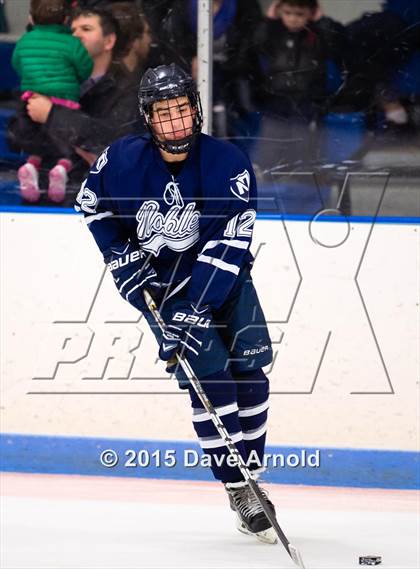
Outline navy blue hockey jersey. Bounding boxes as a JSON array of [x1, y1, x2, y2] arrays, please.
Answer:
[[75, 133, 257, 311]]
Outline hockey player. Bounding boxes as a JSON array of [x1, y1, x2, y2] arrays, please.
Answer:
[[75, 63, 276, 543]]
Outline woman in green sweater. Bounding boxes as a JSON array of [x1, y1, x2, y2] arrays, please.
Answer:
[[12, 0, 93, 203]]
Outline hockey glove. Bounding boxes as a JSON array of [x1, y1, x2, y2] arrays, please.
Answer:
[[159, 303, 212, 367], [105, 243, 161, 312]]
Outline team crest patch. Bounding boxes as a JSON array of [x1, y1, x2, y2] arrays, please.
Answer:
[[90, 146, 109, 174], [230, 169, 250, 202]]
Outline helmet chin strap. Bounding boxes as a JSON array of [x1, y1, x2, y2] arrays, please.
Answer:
[[155, 133, 195, 155], [146, 113, 196, 155]]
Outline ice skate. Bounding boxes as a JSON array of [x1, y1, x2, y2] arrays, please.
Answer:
[[225, 480, 278, 544]]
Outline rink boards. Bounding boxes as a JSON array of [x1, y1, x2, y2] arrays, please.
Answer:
[[1, 210, 419, 489]]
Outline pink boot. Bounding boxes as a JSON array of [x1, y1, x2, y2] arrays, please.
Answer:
[[48, 164, 68, 203], [18, 162, 40, 203]]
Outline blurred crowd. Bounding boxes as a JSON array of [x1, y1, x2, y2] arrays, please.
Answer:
[[2, 0, 420, 204]]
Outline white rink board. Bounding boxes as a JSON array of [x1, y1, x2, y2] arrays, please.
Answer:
[[1, 213, 419, 450]]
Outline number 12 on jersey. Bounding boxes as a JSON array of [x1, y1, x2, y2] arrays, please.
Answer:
[[223, 209, 256, 238]]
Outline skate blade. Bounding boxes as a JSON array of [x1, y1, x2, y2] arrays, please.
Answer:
[[255, 527, 278, 545], [235, 517, 277, 544], [235, 517, 252, 536]]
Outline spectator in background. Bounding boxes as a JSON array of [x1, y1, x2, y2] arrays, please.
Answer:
[[252, 0, 346, 170], [67, 0, 139, 8], [339, 0, 420, 130], [139, 0, 173, 67], [11, 0, 93, 203], [109, 2, 153, 76], [0, 0, 9, 33], [141, 0, 172, 35], [8, 7, 141, 203], [256, 0, 346, 119], [162, 0, 263, 139]]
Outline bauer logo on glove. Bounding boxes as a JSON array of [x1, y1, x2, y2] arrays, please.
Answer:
[[172, 308, 211, 328], [159, 303, 212, 363]]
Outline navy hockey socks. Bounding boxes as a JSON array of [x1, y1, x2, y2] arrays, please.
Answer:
[[236, 368, 269, 474], [188, 368, 269, 483], [188, 370, 247, 483]]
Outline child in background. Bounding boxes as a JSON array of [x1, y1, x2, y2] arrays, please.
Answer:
[[12, 0, 93, 203], [253, 0, 346, 171], [255, 0, 345, 118]]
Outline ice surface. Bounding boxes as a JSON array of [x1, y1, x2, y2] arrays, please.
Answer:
[[1, 473, 419, 569]]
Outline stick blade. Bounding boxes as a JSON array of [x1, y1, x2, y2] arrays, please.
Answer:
[[289, 543, 306, 569]]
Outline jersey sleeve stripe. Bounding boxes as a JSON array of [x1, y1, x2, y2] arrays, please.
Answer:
[[85, 211, 114, 225], [196, 255, 240, 275], [200, 238, 249, 255]]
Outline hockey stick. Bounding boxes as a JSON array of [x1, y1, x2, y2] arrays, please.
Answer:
[[143, 290, 306, 569]]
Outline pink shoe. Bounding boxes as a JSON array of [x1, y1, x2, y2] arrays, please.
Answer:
[[48, 164, 68, 203], [18, 162, 40, 202]]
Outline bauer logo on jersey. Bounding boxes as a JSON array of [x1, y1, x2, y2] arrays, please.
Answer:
[[230, 169, 250, 202], [90, 146, 109, 175]]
